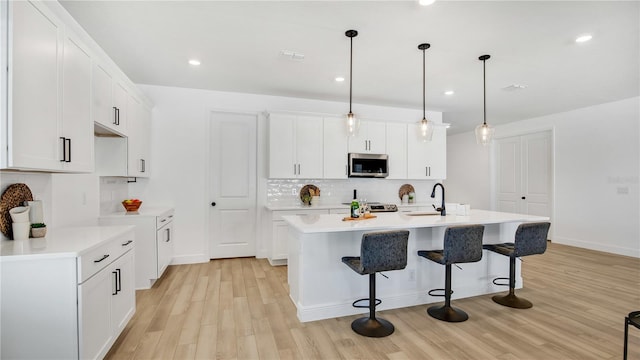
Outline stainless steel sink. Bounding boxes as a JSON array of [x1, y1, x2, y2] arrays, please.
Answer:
[[403, 211, 441, 216]]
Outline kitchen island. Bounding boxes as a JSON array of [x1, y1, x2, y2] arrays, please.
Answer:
[[282, 209, 548, 322]]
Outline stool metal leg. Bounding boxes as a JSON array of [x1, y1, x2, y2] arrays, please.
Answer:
[[492, 256, 533, 309], [351, 273, 395, 337], [625, 315, 629, 360], [427, 264, 469, 322]]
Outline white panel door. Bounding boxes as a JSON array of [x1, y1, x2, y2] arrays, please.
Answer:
[[496, 137, 521, 213], [209, 112, 257, 258], [496, 131, 552, 223]]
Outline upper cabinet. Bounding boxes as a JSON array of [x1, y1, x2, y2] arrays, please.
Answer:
[[1, 0, 153, 174], [323, 117, 349, 179], [2, 0, 92, 172], [407, 125, 447, 179], [93, 64, 128, 136], [348, 120, 386, 154], [127, 99, 151, 178], [385, 122, 407, 179], [268, 113, 323, 179]]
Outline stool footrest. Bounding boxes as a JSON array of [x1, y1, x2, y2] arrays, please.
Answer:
[[492, 277, 510, 287], [352, 298, 382, 309], [428, 288, 451, 297]]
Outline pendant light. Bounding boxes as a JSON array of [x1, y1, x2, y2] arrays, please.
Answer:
[[475, 54, 495, 146], [418, 43, 434, 141], [345, 30, 360, 136]]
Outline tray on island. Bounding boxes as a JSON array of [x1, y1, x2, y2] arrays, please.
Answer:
[[342, 214, 377, 221]]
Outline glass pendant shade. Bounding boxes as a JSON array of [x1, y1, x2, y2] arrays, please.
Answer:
[[346, 112, 360, 136], [475, 122, 494, 146], [419, 118, 434, 141]]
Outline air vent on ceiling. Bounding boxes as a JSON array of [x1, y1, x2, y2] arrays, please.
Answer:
[[280, 50, 305, 61]]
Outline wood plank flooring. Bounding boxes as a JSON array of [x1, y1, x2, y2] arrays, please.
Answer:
[[106, 243, 640, 359]]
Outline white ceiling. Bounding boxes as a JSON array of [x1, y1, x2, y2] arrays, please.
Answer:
[[59, 0, 639, 134]]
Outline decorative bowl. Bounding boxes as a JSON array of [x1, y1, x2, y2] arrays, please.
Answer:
[[122, 200, 142, 212]]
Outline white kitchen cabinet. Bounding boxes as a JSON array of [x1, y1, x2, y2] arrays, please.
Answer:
[[100, 208, 174, 289], [268, 113, 323, 179], [93, 63, 129, 136], [386, 122, 408, 179], [127, 97, 151, 177], [269, 209, 328, 265], [348, 120, 386, 154], [0, 226, 135, 360], [323, 116, 349, 179], [407, 125, 447, 179], [2, 0, 93, 172]]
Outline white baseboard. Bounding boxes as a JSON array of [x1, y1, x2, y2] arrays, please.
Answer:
[[553, 236, 640, 258], [170, 254, 209, 265]]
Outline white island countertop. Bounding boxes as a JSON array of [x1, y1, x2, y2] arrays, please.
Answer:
[[0, 225, 135, 260], [282, 209, 549, 234]]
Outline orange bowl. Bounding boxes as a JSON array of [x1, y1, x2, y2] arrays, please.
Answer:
[[122, 200, 142, 212]]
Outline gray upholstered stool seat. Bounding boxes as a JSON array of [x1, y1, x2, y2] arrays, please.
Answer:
[[417, 224, 485, 323], [483, 222, 550, 309], [625, 311, 640, 360], [341, 230, 410, 337]]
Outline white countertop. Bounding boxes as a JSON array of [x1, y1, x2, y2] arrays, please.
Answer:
[[100, 206, 174, 218], [0, 225, 134, 260], [282, 209, 549, 234], [265, 202, 436, 211]]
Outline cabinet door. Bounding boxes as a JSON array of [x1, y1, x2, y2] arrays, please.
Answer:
[[407, 126, 447, 179], [347, 122, 368, 153], [366, 121, 387, 154], [126, 96, 143, 176], [61, 33, 93, 172], [9, 0, 63, 170], [138, 105, 152, 177], [271, 220, 289, 261], [385, 122, 407, 179], [111, 251, 135, 335], [295, 116, 323, 178], [157, 223, 173, 278], [78, 264, 113, 360], [92, 64, 118, 133], [113, 82, 128, 133], [268, 114, 296, 178], [323, 116, 348, 179]]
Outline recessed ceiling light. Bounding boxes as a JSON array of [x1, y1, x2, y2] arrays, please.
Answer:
[[444, 90, 454, 95], [335, 77, 345, 82], [188, 59, 201, 66], [575, 34, 592, 43], [419, 0, 436, 6]]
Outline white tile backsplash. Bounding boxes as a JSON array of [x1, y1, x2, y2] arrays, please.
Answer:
[[267, 178, 441, 207], [99, 177, 129, 214]]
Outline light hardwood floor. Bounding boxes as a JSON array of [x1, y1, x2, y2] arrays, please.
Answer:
[[106, 243, 640, 359]]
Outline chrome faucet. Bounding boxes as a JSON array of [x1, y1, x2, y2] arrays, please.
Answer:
[[431, 183, 446, 216]]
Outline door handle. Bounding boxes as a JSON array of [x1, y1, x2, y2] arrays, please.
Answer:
[[521, 196, 526, 200], [211, 202, 216, 207], [66, 138, 71, 163]]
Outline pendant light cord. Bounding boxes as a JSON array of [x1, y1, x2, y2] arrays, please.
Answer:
[[483, 58, 487, 125], [349, 35, 353, 113], [422, 47, 426, 120]]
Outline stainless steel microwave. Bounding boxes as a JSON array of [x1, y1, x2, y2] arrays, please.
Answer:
[[348, 153, 389, 178]]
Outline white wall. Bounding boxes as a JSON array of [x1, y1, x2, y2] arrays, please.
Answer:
[[132, 84, 442, 264], [446, 97, 640, 257]]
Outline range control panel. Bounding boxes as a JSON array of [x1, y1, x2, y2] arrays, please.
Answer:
[[369, 204, 398, 213]]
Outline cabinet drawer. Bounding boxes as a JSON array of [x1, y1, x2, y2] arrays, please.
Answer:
[[78, 234, 134, 283], [272, 209, 328, 221], [156, 211, 175, 229]]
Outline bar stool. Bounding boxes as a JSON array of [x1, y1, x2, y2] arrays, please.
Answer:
[[417, 225, 485, 322], [483, 222, 550, 309], [624, 311, 640, 360], [342, 230, 410, 337]]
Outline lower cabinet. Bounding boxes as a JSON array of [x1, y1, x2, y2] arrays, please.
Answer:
[[79, 250, 135, 359], [100, 208, 174, 289], [0, 228, 135, 360], [269, 209, 328, 265]]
